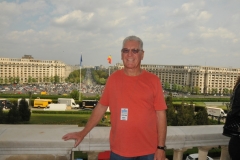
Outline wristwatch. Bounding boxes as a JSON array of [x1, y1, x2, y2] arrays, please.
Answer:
[[157, 145, 167, 151]]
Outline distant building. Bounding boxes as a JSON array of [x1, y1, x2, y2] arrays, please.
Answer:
[[1, 55, 239, 94], [115, 63, 240, 94], [0, 55, 66, 84]]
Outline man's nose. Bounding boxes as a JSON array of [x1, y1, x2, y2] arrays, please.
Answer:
[[127, 50, 134, 55]]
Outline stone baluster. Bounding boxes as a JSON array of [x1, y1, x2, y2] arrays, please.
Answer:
[[198, 146, 215, 160], [220, 145, 231, 160], [173, 147, 190, 160]]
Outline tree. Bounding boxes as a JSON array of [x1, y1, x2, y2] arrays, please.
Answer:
[[4, 78, 8, 84], [164, 82, 170, 90], [195, 108, 209, 125], [223, 88, 229, 95], [193, 86, 200, 94], [172, 83, 177, 91], [32, 78, 37, 83], [18, 98, 31, 121], [165, 94, 176, 126], [211, 88, 218, 95], [99, 78, 106, 85], [182, 85, 190, 93], [9, 77, 14, 84], [50, 76, 55, 83], [70, 89, 79, 100], [187, 86, 192, 93], [177, 85, 182, 92], [91, 69, 108, 85], [175, 103, 195, 126], [65, 69, 86, 83], [0, 78, 3, 84], [44, 77, 49, 83], [28, 76, 32, 84], [16, 76, 20, 83], [54, 75, 60, 83]]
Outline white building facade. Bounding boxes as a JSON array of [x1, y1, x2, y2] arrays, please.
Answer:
[[0, 55, 67, 84], [115, 63, 240, 94]]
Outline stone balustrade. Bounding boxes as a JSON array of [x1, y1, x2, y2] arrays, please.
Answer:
[[0, 125, 231, 160]]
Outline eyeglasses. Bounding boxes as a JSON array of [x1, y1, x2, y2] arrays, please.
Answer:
[[121, 48, 142, 54]]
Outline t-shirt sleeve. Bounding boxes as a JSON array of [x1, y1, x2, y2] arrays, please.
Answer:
[[154, 78, 167, 110], [99, 77, 111, 106]]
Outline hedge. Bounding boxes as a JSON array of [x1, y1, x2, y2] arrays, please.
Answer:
[[172, 97, 230, 102], [31, 110, 111, 115]]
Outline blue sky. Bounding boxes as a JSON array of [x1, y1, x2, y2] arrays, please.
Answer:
[[0, 0, 240, 68]]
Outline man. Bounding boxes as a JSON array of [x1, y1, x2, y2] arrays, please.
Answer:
[[62, 35, 167, 160]]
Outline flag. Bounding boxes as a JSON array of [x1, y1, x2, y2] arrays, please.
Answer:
[[107, 55, 112, 64], [80, 55, 82, 66]]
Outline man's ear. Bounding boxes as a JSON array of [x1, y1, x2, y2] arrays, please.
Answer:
[[141, 51, 144, 60]]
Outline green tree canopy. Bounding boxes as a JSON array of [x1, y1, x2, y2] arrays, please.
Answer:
[[70, 89, 79, 100], [65, 69, 86, 83], [166, 94, 176, 126], [91, 69, 109, 85], [195, 108, 209, 125], [175, 103, 195, 126]]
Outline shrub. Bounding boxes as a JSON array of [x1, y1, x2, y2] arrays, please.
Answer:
[[19, 98, 31, 121], [7, 105, 21, 124], [0, 107, 7, 123]]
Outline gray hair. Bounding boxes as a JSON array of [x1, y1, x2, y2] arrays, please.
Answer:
[[122, 35, 143, 50]]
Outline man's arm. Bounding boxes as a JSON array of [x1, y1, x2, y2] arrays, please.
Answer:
[[154, 110, 167, 160], [62, 103, 108, 147]]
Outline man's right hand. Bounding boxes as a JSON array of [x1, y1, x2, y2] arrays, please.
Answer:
[[62, 103, 108, 148], [62, 131, 85, 148]]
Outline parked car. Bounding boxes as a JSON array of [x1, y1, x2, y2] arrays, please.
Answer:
[[186, 153, 213, 160], [0, 99, 14, 109]]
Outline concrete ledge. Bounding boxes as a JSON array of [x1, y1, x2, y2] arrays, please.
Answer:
[[0, 124, 230, 159]]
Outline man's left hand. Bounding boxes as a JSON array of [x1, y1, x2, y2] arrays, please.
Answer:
[[154, 149, 168, 160]]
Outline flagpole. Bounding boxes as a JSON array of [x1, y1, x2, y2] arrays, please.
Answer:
[[79, 55, 82, 101], [79, 66, 81, 101]]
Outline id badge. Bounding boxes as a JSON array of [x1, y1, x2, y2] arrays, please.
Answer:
[[120, 108, 128, 121]]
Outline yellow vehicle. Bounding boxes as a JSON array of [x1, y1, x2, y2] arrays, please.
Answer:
[[33, 99, 52, 108], [41, 91, 47, 95]]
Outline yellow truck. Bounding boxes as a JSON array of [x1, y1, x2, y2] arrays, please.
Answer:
[[33, 99, 52, 108], [41, 91, 47, 95]]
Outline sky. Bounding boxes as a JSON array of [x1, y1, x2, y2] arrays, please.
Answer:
[[0, 0, 240, 68]]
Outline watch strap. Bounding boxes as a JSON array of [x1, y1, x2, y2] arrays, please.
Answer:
[[157, 145, 166, 151]]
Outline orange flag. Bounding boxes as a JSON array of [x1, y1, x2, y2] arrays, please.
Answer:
[[107, 55, 112, 64]]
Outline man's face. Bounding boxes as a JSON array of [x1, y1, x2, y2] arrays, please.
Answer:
[[121, 40, 144, 70]]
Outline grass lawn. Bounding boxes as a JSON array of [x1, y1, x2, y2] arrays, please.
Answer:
[[173, 102, 206, 106], [29, 113, 90, 125], [28, 112, 111, 127]]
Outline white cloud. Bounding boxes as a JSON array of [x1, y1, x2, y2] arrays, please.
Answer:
[[173, 1, 205, 15], [181, 47, 216, 55], [53, 10, 94, 25], [199, 27, 237, 41], [197, 11, 212, 21]]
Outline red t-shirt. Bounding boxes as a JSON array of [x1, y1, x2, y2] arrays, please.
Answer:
[[100, 69, 167, 157]]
